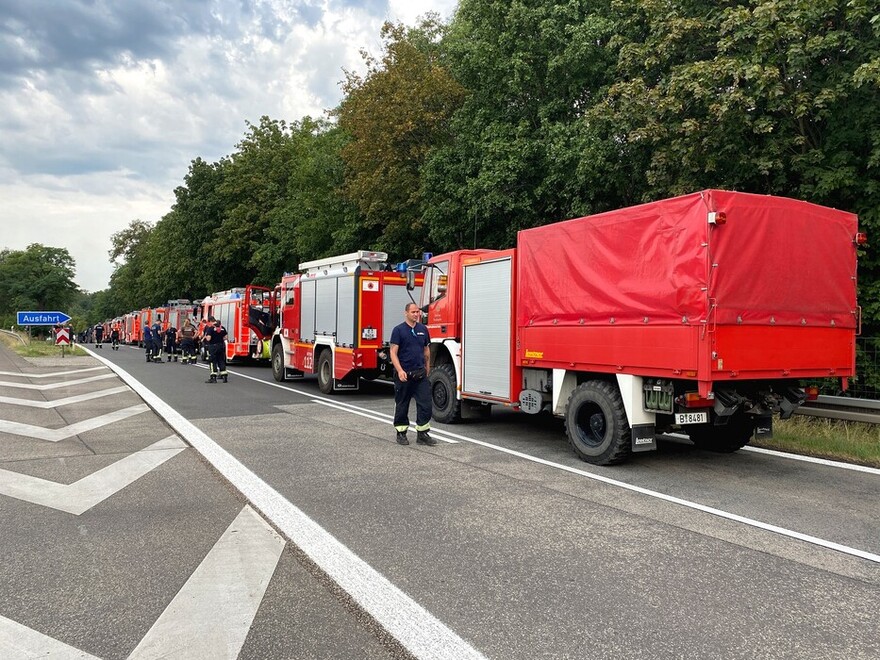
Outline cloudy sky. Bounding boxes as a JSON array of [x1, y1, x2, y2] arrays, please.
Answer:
[[0, 0, 457, 293]]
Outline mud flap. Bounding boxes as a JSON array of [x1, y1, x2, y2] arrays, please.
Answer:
[[754, 416, 772, 440], [631, 424, 657, 452]]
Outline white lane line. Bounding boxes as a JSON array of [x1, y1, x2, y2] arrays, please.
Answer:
[[0, 386, 131, 409], [0, 374, 116, 390], [0, 435, 186, 514], [87, 349, 487, 660], [0, 614, 100, 659], [128, 505, 285, 660], [428, 426, 880, 564], [0, 366, 108, 378], [0, 404, 150, 442], [200, 364, 880, 562], [743, 446, 880, 475], [310, 399, 459, 443]]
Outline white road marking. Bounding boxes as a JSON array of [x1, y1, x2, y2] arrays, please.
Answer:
[[0, 386, 130, 409], [0, 374, 116, 390], [214, 367, 880, 564], [128, 505, 285, 660], [0, 366, 107, 378], [0, 435, 186, 514], [0, 614, 100, 659], [0, 404, 150, 442], [87, 349, 487, 660], [743, 446, 880, 475]]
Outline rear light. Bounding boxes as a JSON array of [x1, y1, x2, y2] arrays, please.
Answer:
[[684, 392, 715, 408], [855, 232, 868, 246], [804, 386, 819, 401], [708, 212, 727, 225]]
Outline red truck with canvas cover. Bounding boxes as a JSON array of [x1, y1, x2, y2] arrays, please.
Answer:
[[271, 250, 423, 392], [414, 190, 860, 464]]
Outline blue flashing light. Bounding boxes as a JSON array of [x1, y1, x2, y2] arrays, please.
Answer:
[[422, 252, 433, 262], [395, 262, 408, 273]]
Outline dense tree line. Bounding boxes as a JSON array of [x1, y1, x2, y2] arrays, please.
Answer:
[[28, 0, 880, 331]]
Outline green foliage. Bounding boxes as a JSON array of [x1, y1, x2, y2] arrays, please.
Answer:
[[0, 244, 80, 320], [337, 17, 467, 257]]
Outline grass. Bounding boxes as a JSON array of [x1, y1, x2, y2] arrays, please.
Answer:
[[756, 415, 880, 468], [0, 331, 88, 357]]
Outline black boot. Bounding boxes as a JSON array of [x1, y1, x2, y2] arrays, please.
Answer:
[[205, 375, 217, 384], [417, 431, 438, 446], [396, 431, 409, 445]]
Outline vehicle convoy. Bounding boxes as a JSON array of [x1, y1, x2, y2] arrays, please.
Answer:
[[409, 190, 862, 464], [271, 250, 423, 393]]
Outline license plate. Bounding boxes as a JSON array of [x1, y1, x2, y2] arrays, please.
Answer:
[[675, 411, 708, 425]]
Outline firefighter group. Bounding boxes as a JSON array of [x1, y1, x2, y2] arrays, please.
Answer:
[[95, 316, 229, 384]]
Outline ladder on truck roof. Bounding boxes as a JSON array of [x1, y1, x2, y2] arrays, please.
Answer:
[[299, 250, 388, 275]]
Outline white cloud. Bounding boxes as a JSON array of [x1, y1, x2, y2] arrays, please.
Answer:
[[0, 0, 459, 293]]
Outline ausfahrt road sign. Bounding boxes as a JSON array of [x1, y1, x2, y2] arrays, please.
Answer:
[[16, 311, 71, 326]]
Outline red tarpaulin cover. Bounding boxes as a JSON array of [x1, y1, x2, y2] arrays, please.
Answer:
[[516, 190, 858, 329]]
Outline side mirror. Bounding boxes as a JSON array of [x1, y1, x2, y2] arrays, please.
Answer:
[[406, 268, 416, 291]]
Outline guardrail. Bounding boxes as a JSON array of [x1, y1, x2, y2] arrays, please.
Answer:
[[797, 395, 880, 425], [0, 329, 26, 345]]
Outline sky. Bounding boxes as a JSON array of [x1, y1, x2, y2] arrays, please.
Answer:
[[0, 0, 458, 293]]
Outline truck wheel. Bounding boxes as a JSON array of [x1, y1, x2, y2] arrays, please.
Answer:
[[430, 363, 461, 423], [317, 350, 333, 394], [272, 344, 285, 382], [565, 380, 632, 465], [687, 414, 753, 452]]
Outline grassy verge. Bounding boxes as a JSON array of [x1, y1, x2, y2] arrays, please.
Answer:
[[0, 332, 88, 357], [755, 415, 880, 468]]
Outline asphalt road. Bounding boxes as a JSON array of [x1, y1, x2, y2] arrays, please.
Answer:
[[3, 341, 880, 658]]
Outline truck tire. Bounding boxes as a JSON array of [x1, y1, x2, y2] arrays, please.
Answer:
[[272, 343, 285, 382], [317, 350, 333, 394], [687, 414, 753, 453], [430, 363, 461, 423], [565, 380, 632, 465]]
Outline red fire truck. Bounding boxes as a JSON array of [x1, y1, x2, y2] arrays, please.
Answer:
[[271, 250, 423, 392], [201, 286, 275, 363], [123, 312, 141, 344], [164, 299, 194, 332], [411, 190, 862, 465]]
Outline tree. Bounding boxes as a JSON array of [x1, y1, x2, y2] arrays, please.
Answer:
[[421, 0, 618, 251], [336, 16, 467, 258], [0, 244, 80, 323]]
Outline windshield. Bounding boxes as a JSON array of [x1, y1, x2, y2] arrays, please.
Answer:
[[420, 260, 448, 308]]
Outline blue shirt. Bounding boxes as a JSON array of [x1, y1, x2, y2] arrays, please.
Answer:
[[390, 321, 430, 371]]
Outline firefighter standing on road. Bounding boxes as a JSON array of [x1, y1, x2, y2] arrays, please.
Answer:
[[151, 320, 163, 362], [110, 323, 120, 350], [143, 324, 153, 362], [179, 318, 197, 364], [390, 303, 436, 446], [203, 317, 229, 383], [94, 324, 104, 349], [164, 323, 178, 361]]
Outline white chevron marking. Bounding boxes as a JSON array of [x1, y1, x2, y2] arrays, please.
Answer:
[[0, 404, 150, 442], [0, 435, 186, 514], [0, 614, 100, 659], [0, 386, 131, 409], [128, 505, 285, 659], [0, 366, 108, 378], [0, 374, 116, 390]]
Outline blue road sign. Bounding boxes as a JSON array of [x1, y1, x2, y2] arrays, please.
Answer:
[[16, 311, 72, 326]]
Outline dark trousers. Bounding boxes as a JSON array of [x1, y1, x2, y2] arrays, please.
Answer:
[[207, 343, 227, 375], [393, 375, 432, 432], [181, 338, 195, 361]]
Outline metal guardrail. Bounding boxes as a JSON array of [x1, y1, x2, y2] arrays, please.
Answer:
[[0, 329, 26, 345], [797, 395, 880, 424]]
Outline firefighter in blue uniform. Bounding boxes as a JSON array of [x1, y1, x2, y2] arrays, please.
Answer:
[[151, 320, 163, 362], [203, 317, 228, 383], [94, 324, 104, 349], [164, 323, 178, 361], [389, 303, 436, 446], [143, 324, 153, 362]]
